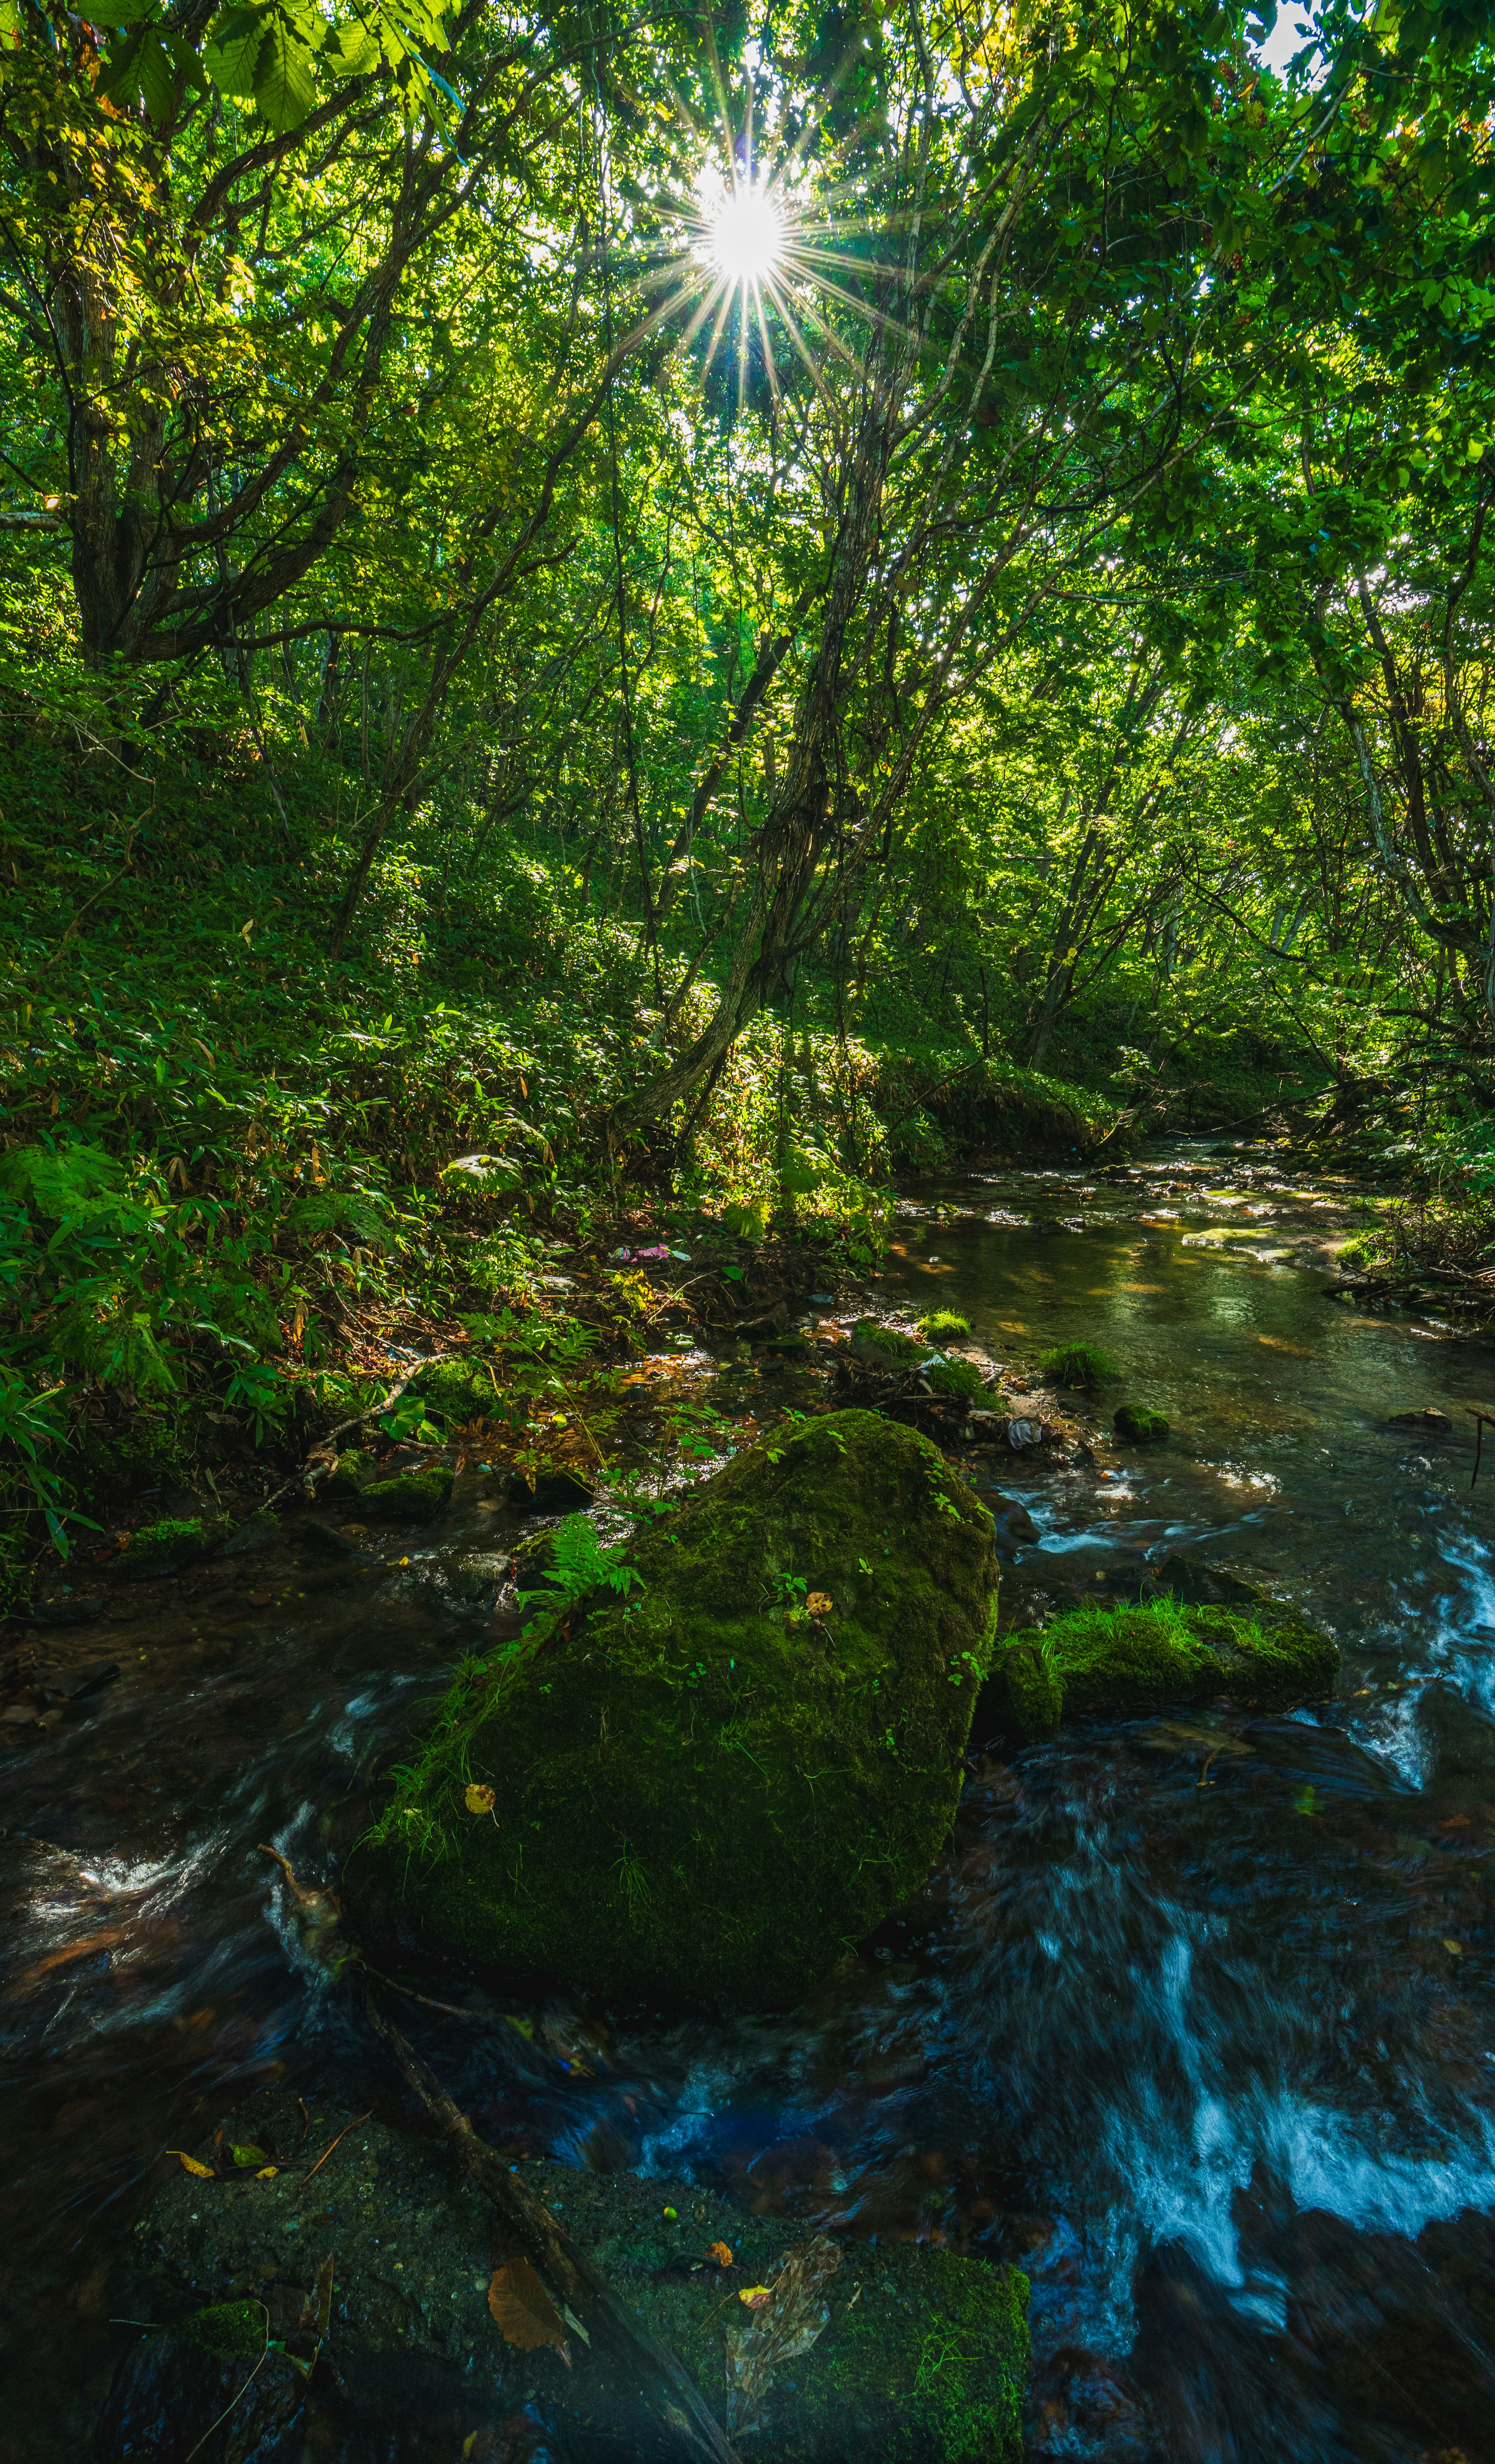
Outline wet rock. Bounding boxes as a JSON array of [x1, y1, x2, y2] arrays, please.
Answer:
[[297, 1519, 380, 1560], [506, 1467, 596, 1514], [1139, 1553, 1263, 1609], [123, 2091, 1030, 2464], [1387, 1405, 1454, 1433], [1113, 1404, 1168, 1445], [221, 1507, 281, 1557], [17, 1591, 106, 1627], [122, 1516, 232, 1580], [97, 2320, 305, 2463], [1026, 2346, 1154, 2461], [1419, 1680, 1495, 1781], [985, 1496, 1039, 1551], [56, 1657, 120, 1700], [350, 1411, 999, 2004], [989, 1594, 1338, 1740]]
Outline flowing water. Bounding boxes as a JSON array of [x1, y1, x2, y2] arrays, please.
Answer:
[[4, 1139, 1495, 2462]]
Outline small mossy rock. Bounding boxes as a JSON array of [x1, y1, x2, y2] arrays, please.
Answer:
[[123, 1516, 231, 1580], [989, 1597, 1339, 1740], [220, 1506, 280, 1557], [916, 1309, 973, 1343], [359, 1465, 454, 1524], [179, 2298, 266, 2361], [850, 1319, 926, 1373], [1114, 1403, 1169, 1444], [408, 1357, 505, 1428], [96, 2324, 302, 2464], [323, 1447, 378, 1502], [357, 1411, 999, 2003]]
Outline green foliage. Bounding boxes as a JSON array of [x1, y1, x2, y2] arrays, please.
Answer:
[[516, 1511, 644, 1619], [925, 1357, 983, 1403], [1039, 1343, 1120, 1390], [1114, 1403, 1170, 1444]]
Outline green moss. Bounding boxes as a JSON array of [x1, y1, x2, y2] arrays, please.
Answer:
[[851, 1319, 926, 1364], [122, 1515, 229, 1577], [916, 1310, 973, 1343], [990, 1594, 1340, 1740], [926, 1357, 983, 1402], [359, 1466, 454, 1523], [1038, 1341, 1119, 1389], [1114, 1402, 1169, 1443], [686, 2245, 1029, 2463], [408, 1357, 505, 1427], [324, 1450, 452, 1521], [355, 1410, 1000, 2004], [178, 2299, 264, 2361]]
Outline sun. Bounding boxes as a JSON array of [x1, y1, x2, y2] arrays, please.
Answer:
[[702, 182, 785, 288]]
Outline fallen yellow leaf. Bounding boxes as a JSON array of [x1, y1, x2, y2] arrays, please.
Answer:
[[738, 2284, 771, 2309], [706, 2242, 734, 2268], [464, 1782, 496, 1815], [255, 2165, 280, 2179], [1444, 1939, 1465, 1956], [167, 2151, 215, 2179], [806, 1593, 833, 1617]]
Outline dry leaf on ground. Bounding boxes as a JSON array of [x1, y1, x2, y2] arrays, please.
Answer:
[[167, 2150, 215, 2178], [464, 1782, 496, 1815], [488, 2257, 572, 2364], [706, 2242, 734, 2268], [806, 1593, 833, 1616]]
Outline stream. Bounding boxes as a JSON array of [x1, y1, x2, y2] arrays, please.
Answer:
[[3, 1138, 1494, 2463]]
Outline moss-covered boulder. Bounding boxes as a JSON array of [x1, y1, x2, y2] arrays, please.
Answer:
[[324, 1450, 453, 1523], [1114, 1402, 1169, 1443], [989, 1594, 1338, 1740], [357, 1411, 999, 2003], [122, 1515, 231, 1580]]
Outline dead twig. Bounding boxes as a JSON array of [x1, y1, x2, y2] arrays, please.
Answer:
[[301, 2110, 374, 2188]]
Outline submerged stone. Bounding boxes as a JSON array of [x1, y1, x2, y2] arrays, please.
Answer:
[[989, 1594, 1338, 1740], [354, 1410, 999, 2003], [125, 2091, 1031, 2464]]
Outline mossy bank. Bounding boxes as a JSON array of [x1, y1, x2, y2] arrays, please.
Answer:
[[354, 1410, 1000, 2004]]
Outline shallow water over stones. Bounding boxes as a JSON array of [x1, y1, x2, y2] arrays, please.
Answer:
[[2, 1138, 1493, 2462]]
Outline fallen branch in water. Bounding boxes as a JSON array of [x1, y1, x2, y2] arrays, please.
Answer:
[[255, 1843, 737, 2464]]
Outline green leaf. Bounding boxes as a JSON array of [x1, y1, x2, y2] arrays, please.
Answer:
[[254, 15, 318, 127], [204, 4, 271, 95]]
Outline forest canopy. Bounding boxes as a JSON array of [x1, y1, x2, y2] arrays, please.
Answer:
[[4, 0, 1495, 1562]]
